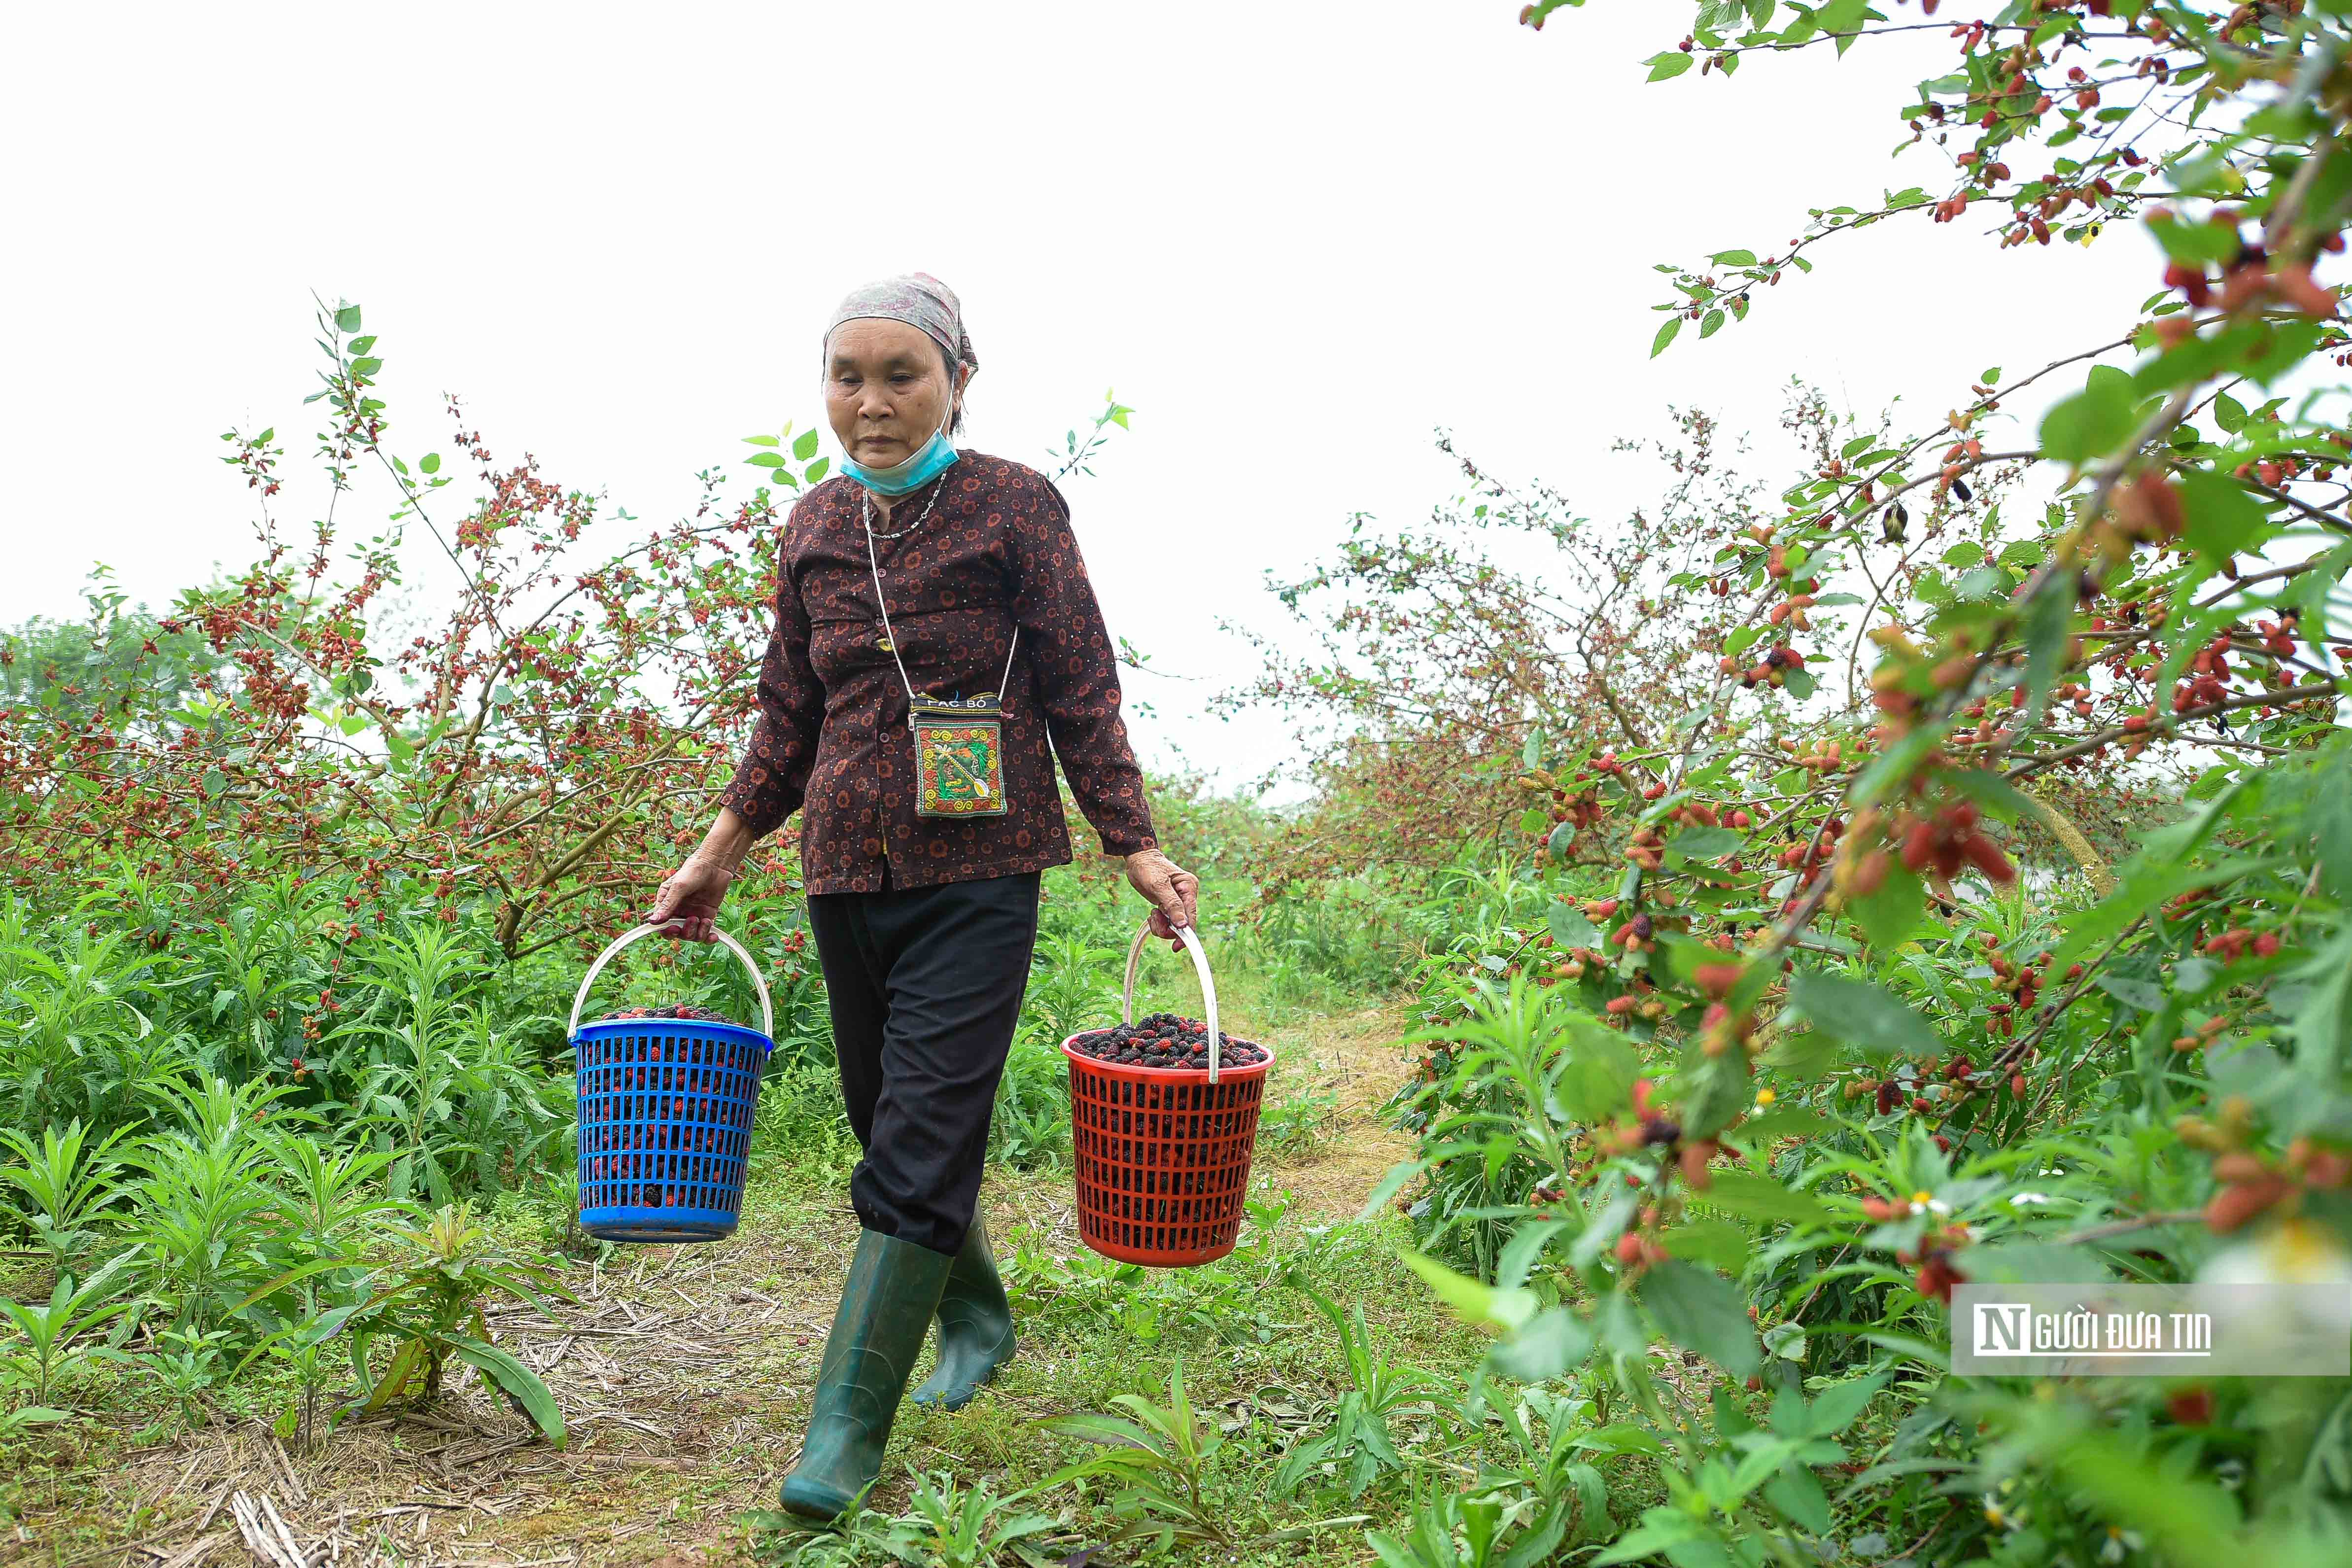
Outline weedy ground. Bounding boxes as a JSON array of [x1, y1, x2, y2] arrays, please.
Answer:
[[2, 983, 1528, 1568]]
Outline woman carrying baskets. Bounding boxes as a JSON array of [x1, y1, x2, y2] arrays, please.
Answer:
[[645, 273, 1199, 1523]]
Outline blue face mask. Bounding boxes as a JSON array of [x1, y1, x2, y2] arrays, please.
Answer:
[[840, 403, 961, 496]]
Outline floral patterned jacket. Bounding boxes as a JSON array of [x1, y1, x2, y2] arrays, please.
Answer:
[[718, 452, 1159, 894]]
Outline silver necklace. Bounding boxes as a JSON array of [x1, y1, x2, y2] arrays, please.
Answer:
[[860, 476, 945, 541]]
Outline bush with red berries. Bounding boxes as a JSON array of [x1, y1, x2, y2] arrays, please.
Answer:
[[1343, 6, 2352, 1566]]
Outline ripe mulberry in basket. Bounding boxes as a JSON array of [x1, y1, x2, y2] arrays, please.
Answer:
[[595, 1005, 732, 1023], [1062, 928, 1272, 1268], [1068, 1011, 1270, 1071]]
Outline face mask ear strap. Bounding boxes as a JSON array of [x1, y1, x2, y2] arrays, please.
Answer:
[[943, 361, 970, 436]]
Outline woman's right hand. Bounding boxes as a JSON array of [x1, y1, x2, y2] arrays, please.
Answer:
[[645, 855, 735, 942]]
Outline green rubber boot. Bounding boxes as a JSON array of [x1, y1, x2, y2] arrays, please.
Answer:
[[909, 1217, 1017, 1412], [778, 1229, 954, 1522]]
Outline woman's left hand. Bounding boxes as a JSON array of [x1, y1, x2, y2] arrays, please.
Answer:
[[1125, 849, 1199, 947]]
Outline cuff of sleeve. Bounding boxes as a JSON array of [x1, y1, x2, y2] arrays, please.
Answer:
[[718, 779, 789, 841], [1099, 830, 1158, 858]]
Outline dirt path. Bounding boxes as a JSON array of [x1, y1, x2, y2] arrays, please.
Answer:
[[8, 996, 1417, 1568], [1228, 994, 1419, 1223]]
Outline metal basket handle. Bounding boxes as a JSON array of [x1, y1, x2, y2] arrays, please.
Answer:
[[1120, 921, 1224, 1083], [568, 923, 775, 1042]]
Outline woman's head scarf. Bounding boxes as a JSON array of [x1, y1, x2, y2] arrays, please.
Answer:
[[824, 273, 976, 380]]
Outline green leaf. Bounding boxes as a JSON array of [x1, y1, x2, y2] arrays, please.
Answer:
[[2096, 975, 2165, 1012], [745, 452, 787, 468], [2041, 1426, 2239, 1564], [1647, 51, 1697, 81], [1711, 249, 1759, 266], [1665, 826, 1743, 863], [1803, 1372, 1889, 1437], [1038, 1411, 1160, 1454], [2213, 391, 2247, 432], [334, 305, 362, 333], [1575, 1421, 1668, 1460], [1680, 1048, 1754, 1139], [1660, 1218, 1750, 1273], [1559, 1015, 1642, 1124], [1764, 1465, 1832, 1533], [742, 433, 780, 447], [1358, 1158, 1424, 1225], [1492, 1306, 1596, 1384], [2288, 928, 2352, 1124], [2148, 211, 2244, 266], [1848, 860, 1924, 948], [2039, 365, 2143, 464], [1942, 768, 2039, 823], [2018, 574, 2074, 728], [1497, 1220, 1568, 1290], [1699, 308, 1726, 339], [1816, 0, 1869, 37], [1701, 1169, 1836, 1227], [419, 453, 440, 475], [1636, 1260, 1762, 1376], [2249, 320, 2328, 387], [1759, 1028, 1841, 1079], [449, 1337, 565, 1447], [1782, 666, 1817, 699], [792, 429, 821, 461], [1787, 972, 1940, 1058], [1590, 1511, 1721, 1568], [2176, 468, 2268, 561], [1653, 316, 1685, 357], [1549, 900, 1600, 949], [1402, 1250, 1538, 1332]]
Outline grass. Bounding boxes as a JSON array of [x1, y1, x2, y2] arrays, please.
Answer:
[[0, 1213, 1455, 1567], [0, 950, 1468, 1568]]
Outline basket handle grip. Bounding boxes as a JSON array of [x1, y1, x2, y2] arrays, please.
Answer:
[[1121, 921, 1224, 1083], [568, 924, 775, 1042]]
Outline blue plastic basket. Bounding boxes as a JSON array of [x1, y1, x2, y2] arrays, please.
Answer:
[[568, 924, 775, 1244]]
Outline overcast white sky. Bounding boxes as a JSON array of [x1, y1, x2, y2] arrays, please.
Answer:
[[1, 3, 2156, 799]]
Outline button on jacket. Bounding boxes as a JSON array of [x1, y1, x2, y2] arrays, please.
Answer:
[[719, 452, 1159, 894]]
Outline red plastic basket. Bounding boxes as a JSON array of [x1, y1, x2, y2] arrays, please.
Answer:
[[1063, 922, 1272, 1268]]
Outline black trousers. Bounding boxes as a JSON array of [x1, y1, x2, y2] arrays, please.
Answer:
[[804, 864, 1041, 1256]]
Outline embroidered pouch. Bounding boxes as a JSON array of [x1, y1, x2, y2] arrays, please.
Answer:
[[910, 698, 1008, 817]]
